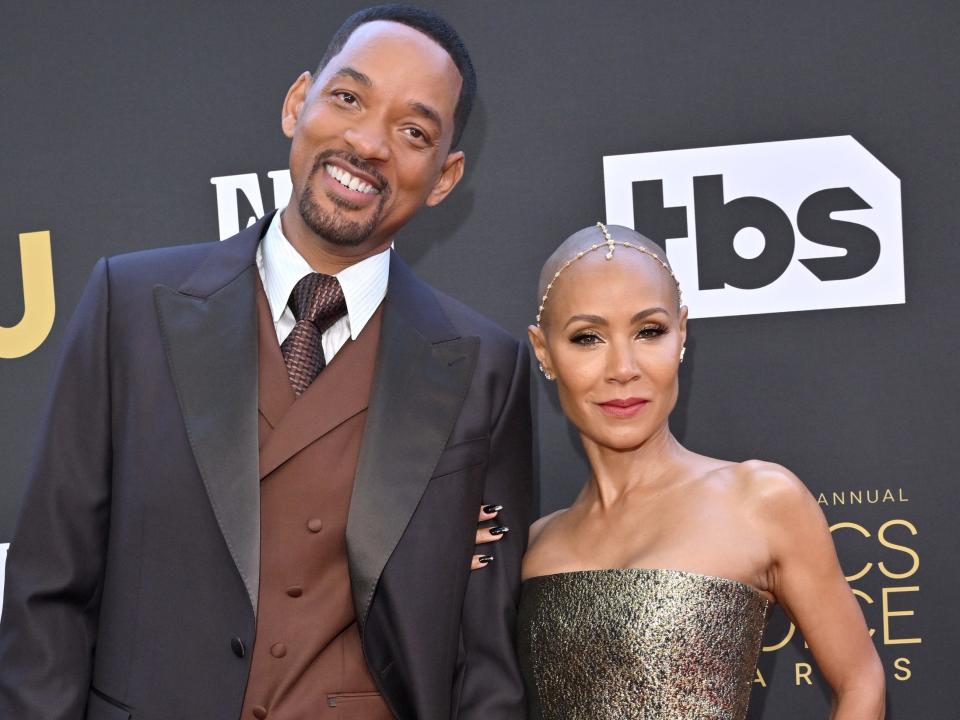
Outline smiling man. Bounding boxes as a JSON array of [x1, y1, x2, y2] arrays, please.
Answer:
[[0, 5, 532, 720], [281, 15, 467, 271]]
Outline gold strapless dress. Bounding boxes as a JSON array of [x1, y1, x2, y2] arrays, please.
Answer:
[[518, 568, 769, 720]]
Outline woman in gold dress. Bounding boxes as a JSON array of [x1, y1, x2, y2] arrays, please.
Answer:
[[514, 223, 885, 719]]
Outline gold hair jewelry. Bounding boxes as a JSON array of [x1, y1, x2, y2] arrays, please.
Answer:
[[536, 222, 682, 326]]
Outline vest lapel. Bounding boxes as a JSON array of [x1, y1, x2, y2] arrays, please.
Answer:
[[259, 308, 383, 479], [256, 279, 295, 433]]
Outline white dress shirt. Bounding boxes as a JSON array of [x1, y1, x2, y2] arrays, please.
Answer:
[[255, 209, 390, 361]]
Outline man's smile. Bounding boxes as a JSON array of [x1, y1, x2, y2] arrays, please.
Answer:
[[324, 163, 381, 195]]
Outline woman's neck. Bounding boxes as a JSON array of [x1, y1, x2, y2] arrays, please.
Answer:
[[579, 423, 689, 510]]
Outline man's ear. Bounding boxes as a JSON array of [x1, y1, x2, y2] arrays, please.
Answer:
[[425, 150, 465, 207], [281, 71, 313, 138]]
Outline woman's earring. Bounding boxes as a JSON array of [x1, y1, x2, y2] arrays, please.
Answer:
[[539, 363, 555, 381], [680, 346, 686, 364]]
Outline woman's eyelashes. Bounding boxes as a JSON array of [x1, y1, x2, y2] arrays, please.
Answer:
[[570, 331, 602, 346], [637, 323, 667, 339], [568, 324, 668, 346]]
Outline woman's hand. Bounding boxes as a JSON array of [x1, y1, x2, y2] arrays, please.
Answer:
[[470, 504, 509, 570]]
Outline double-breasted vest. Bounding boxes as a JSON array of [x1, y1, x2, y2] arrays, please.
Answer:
[[239, 285, 392, 720]]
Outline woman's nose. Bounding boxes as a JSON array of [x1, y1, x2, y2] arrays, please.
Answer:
[[606, 339, 641, 384]]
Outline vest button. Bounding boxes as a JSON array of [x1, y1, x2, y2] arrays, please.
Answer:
[[286, 585, 303, 598], [231, 637, 245, 657], [252, 705, 268, 719], [270, 642, 287, 658], [306, 518, 323, 533]]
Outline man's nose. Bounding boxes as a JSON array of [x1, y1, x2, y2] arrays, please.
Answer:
[[343, 123, 390, 162]]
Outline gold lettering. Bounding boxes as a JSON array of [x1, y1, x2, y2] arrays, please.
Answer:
[[893, 657, 911, 681], [817, 492, 828, 506], [849, 490, 862, 504], [878, 519, 919, 580], [898, 488, 909, 502], [867, 489, 879, 504], [761, 620, 796, 652], [851, 589, 876, 637], [754, 668, 766, 687], [883, 489, 895, 502], [795, 662, 813, 686], [829, 522, 872, 581], [832, 491, 845, 506], [882, 586, 921, 645], [0, 231, 55, 359]]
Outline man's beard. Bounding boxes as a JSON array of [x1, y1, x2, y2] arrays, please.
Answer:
[[297, 151, 389, 247]]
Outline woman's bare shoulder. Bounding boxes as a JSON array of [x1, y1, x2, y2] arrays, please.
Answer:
[[726, 459, 823, 530], [735, 459, 810, 498], [692, 458, 817, 525], [527, 508, 569, 547]]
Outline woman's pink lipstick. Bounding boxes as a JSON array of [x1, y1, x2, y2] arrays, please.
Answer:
[[597, 397, 649, 419]]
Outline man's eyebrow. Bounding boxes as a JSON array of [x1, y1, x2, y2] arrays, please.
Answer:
[[409, 101, 443, 130], [332, 66, 372, 86]]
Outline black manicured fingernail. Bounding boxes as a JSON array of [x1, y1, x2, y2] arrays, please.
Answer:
[[482, 504, 503, 514], [479, 555, 494, 564], [489, 526, 509, 536]]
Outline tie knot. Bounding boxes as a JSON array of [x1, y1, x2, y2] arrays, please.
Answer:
[[288, 273, 347, 332]]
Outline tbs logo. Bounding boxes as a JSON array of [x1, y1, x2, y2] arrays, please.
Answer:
[[603, 136, 904, 318]]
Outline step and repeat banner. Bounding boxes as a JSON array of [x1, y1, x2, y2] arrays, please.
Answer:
[[2, 2, 957, 717]]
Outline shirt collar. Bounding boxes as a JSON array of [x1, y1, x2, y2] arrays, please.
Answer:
[[256, 209, 390, 339]]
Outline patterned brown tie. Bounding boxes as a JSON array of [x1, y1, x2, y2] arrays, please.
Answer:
[[280, 273, 347, 396]]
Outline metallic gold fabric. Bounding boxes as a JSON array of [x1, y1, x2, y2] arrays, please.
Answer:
[[518, 568, 769, 719]]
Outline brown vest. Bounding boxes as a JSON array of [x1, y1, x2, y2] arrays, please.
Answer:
[[240, 285, 392, 720]]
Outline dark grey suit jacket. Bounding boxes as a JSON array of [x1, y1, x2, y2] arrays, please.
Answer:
[[0, 215, 533, 719]]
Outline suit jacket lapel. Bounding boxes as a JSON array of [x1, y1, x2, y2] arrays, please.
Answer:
[[347, 252, 479, 629], [154, 214, 269, 614]]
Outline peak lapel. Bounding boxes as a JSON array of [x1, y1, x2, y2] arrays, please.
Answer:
[[347, 253, 480, 628], [154, 216, 268, 614]]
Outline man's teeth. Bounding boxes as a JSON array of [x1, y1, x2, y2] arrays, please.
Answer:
[[324, 164, 379, 194]]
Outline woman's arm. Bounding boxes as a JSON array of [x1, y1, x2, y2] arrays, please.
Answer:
[[752, 463, 886, 719]]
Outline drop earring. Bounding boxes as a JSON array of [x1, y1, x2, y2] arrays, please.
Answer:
[[680, 346, 687, 363], [539, 363, 555, 381]]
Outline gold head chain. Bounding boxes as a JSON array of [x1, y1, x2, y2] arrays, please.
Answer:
[[536, 222, 682, 326]]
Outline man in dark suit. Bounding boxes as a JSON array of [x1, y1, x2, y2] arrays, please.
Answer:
[[0, 5, 532, 719]]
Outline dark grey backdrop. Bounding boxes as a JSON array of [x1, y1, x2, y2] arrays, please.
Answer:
[[2, 1, 957, 717]]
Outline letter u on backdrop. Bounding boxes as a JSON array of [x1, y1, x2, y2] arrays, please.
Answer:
[[1, 231, 55, 359]]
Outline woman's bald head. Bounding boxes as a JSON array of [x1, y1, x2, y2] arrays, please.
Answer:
[[536, 224, 680, 329]]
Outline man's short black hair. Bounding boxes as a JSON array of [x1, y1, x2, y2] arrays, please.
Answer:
[[315, 4, 476, 148]]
